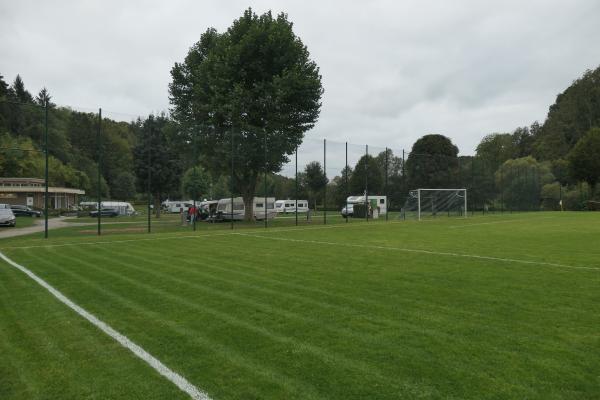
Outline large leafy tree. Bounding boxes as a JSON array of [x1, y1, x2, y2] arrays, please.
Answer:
[[181, 166, 211, 200], [169, 8, 323, 220], [304, 161, 328, 207], [567, 127, 600, 195], [475, 133, 517, 172], [111, 172, 137, 201], [406, 134, 459, 189], [534, 66, 600, 160], [133, 115, 181, 216], [349, 154, 383, 195], [495, 156, 555, 211]]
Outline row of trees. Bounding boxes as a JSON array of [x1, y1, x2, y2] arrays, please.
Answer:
[[2, 8, 599, 217]]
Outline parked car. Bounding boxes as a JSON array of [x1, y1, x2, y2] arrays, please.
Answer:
[[89, 208, 119, 217], [0, 204, 16, 227], [10, 205, 42, 217], [341, 203, 354, 217]]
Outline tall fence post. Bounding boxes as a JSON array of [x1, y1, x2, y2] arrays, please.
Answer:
[[323, 138, 327, 225], [193, 127, 197, 232], [97, 108, 102, 236], [345, 141, 348, 224], [365, 144, 369, 222], [44, 102, 49, 239], [295, 145, 298, 226], [264, 128, 268, 228], [402, 149, 405, 220], [230, 128, 234, 229], [385, 147, 388, 221], [147, 122, 152, 233]]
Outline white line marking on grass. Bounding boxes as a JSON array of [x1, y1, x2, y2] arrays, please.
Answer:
[[237, 233, 599, 272], [0, 251, 211, 400]]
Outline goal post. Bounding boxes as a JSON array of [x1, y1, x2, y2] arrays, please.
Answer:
[[404, 189, 467, 220]]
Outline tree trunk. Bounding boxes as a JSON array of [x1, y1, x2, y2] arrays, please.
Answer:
[[154, 193, 161, 218], [241, 179, 257, 222]]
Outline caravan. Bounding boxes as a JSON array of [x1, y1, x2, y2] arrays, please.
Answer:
[[216, 197, 277, 220], [274, 200, 309, 214], [79, 201, 136, 216]]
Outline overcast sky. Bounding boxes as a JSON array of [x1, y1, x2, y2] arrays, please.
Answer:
[[2, 0, 600, 162]]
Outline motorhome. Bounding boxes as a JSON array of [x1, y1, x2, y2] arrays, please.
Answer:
[[162, 200, 194, 213], [274, 199, 309, 214], [342, 195, 387, 218], [216, 197, 277, 220], [79, 201, 136, 216]]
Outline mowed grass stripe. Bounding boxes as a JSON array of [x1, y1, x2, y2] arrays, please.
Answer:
[[28, 247, 437, 399], [3, 212, 600, 399], [21, 249, 328, 400], [122, 238, 577, 345], [0, 256, 190, 400], [19, 232, 598, 398], [64, 246, 441, 398]]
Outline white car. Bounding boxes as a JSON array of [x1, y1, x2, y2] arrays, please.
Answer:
[[341, 204, 354, 217], [0, 204, 16, 227]]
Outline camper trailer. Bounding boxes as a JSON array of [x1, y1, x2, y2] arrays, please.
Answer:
[[274, 200, 309, 214], [342, 195, 387, 218], [162, 200, 194, 213], [216, 197, 277, 221], [79, 201, 136, 216]]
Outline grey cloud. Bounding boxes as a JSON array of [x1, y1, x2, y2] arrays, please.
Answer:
[[1, 0, 599, 158]]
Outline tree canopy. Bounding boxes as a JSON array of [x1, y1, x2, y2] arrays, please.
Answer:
[[534, 67, 600, 160], [169, 8, 323, 220], [406, 134, 458, 189], [349, 154, 383, 195], [567, 127, 600, 194]]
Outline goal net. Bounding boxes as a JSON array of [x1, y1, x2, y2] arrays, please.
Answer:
[[402, 189, 467, 220]]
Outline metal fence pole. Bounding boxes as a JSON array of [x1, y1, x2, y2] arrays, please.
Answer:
[[365, 144, 368, 222], [323, 138, 327, 225], [385, 147, 388, 221], [97, 108, 102, 236], [147, 123, 152, 233], [193, 128, 197, 232], [264, 129, 267, 228], [345, 141, 348, 224], [295, 145, 298, 226], [402, 149, 405, 220], [230, 128, 234, 229], [44, 102, 49, 238]]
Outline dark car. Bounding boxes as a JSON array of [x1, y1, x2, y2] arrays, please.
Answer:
[[89, 208, 119, 217], [10, 204, 42, 217]]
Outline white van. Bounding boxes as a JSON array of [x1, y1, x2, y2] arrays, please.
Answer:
[[274, 200, 309, 213], [217, 197, 277, 220]]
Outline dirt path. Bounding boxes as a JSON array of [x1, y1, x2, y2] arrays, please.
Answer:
[[0, 217, 94, 239]]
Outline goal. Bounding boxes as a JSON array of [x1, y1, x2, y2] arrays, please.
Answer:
[[402, 189, 467, 220]]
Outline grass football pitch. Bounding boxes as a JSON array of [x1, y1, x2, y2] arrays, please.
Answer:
[[0, 212, 599, 399]]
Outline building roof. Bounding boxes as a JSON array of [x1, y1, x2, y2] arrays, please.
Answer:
[[0, 177, 85, 195]]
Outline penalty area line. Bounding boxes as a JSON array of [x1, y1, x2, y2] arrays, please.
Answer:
[[0, 251, 211, 400]]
